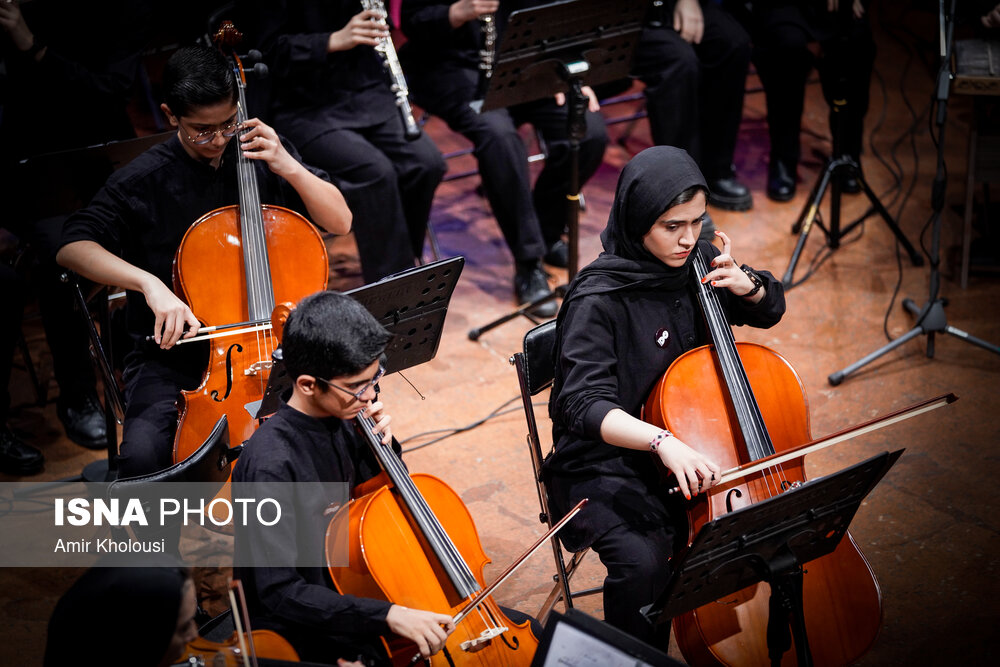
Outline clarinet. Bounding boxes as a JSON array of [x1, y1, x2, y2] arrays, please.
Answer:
[[475, 12, 496, 101], [361, 0, 421, 140]]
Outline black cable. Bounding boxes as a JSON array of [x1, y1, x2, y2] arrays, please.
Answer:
[[399, 395, 544, 454]]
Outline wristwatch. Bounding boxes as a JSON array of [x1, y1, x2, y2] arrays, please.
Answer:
[[740, 264, 763, 298]]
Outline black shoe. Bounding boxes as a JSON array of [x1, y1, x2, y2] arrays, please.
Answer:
[[542, 240, 569, 268], [514, 262, 557, 318], [707, 177, 753, 211], [0, 427, 44, 476], [57, 391, 108, 450], [767, 160, 796, 202]]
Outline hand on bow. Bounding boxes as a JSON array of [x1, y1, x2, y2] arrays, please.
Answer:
[[143, 279, 201, 349], [386, 605, 456, 658]]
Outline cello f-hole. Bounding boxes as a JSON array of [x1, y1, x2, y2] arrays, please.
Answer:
[[210, 343, 243, 402], [725, 488, 743, 513]]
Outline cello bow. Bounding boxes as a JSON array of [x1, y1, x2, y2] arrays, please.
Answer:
[[665, 392, 958, 495]]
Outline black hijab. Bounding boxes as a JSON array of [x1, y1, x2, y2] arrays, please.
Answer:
[[44, 557, 191, 667], [562, 145, 708, 308]]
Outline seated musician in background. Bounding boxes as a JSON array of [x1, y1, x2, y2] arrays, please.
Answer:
[[233, 290, 456, 664], [621, 0, 754, 215], [44, 556, 198, 667], [542, 146, 786, 649], [238, 0, 447, 284], [0, 0, 151, 471], [400, 0, 609, 317], [731, 0, 875, 202], [56, 45, 352, 479]]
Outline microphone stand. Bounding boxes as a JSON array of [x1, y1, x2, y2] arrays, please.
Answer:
[[828, 0, 1000, 386]]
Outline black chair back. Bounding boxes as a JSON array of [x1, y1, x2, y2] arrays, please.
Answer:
[[510, 321, 600, 622]]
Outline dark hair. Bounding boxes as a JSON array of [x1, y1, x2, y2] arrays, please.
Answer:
[[666, 184, 710, 212], [162, 45, 237, 118], [282, 291, 392, 384]]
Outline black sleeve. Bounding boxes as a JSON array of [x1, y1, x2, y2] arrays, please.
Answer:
[[266, 132, 332, 219], [242, 474, 392, 636], [244, 0, 331, 78], [58, 172, 137, 255], [551, 296, 624, 442], [400, 0, 458, 43]]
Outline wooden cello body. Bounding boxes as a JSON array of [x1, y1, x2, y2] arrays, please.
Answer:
[[171, 28, 328, 462], [644, 251, 882, 666], [172, 204, 327, 459], [326, 415, 538, 666]]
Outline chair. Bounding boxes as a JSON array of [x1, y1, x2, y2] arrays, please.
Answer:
[[107, 414, 238, 543], [510, 320, 601, 622]]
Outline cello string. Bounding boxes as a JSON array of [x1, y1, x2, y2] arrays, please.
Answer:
[[358, 410, 481, 596], [694, 252, 787, 495]]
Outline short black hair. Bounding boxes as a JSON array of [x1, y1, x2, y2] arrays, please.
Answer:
[[282, 291, 392, 383], [162, 45, 238, 118]]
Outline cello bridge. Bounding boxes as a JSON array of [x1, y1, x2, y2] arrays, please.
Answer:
[[244, 361, 273, 376], [459, 626, 508, 653]]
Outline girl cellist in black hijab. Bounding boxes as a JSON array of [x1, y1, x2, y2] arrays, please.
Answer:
[[542, 146, 786, 650]]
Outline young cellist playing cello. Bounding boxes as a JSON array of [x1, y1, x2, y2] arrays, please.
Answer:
[[542, 146, 786, 651], [234, 290, 540, 665], [233, 291, 448, 664], [56, 45, 351, 479]]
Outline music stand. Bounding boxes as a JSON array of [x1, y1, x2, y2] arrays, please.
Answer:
[[643, 449, 903, 667], [827, 0, 1000, 385], [256, 257, 465, 418], [467, 0, 645, 340], [530, 608, 683, 667]]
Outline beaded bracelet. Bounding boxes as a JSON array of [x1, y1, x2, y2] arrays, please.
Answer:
[[649, 429, 672, 452]]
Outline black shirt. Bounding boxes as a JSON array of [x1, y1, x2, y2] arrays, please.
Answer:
[[243, 0, 398, 139], [59, 134, 325, 356], [543, 243, 786, 551], [233, 402, 396, 647]]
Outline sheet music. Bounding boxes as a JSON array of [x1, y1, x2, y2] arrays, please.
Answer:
[[540, 622, 655, 667]]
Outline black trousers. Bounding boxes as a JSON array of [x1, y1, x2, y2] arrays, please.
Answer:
[[295, 115, 446, 284], [752, 7, 876, 168], [632, 2, 751, 181], [29, 215, 99, 403], [116, 346, 205, 479], [411, 67, 608, 264], [592, 522, 676, 653], [0, 263, 26, 424]]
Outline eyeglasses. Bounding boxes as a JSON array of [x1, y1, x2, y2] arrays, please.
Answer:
[[182, 120, 241, 145], [316, 364, 385, 401]]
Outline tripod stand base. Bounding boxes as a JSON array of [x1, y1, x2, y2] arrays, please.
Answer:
[[784, 157, 922, 287], [828, 297, 1000, 385], [468, 286, 563, 341]]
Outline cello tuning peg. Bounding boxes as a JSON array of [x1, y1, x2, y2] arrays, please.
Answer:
[[252, 62, 269, 79]]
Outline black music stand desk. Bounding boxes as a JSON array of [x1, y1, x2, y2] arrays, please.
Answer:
[[257, 257, 464, 417], [467, 0, 645, 340], [643, 449, 903, 667]]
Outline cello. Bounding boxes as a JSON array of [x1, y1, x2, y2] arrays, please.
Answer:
[[325, 406, 540, 666], [171, 23, 329, 464], [644, 248, 882, 666], [179, 579, 301, 665]]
